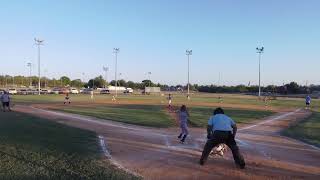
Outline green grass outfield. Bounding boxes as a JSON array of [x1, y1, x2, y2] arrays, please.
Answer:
[[58, 104, 174, 128], [12, 93, 314, 128], [0, 111, 139, 180], [188, 106, 273, 127], [283, 110, 320, 147], [11, 93, 319, 110], [52, 104, 273, 128]]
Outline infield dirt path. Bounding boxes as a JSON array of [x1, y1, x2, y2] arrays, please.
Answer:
[[15, 105, 320, 180]]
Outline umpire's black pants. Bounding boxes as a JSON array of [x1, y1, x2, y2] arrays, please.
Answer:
[[200, 130, 245, 168]]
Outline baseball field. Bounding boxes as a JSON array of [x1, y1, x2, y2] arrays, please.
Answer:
[[1, 93, 320, 179]]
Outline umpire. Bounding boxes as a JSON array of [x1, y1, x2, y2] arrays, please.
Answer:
[[200, 107, 245, 169]]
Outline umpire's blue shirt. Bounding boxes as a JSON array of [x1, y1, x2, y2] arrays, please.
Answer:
[[208, 114, 235, 132]]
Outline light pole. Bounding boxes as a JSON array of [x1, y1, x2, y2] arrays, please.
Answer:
[[186, 49, 192, 99], [35, 38, 44, 95], [103, 66, 109, 88], [148, 72, 151, 87], [82, 72, 86, 87], [256, 46, 264, 97], [118, 73, 122, 86], [113, 48, 120, 97], [27, 63, 32, 87], [44, 69, 48, 89], [218, 72, 221, 87]]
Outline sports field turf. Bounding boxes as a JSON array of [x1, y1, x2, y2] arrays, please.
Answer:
[[12, 93, 319, 110], [0, 111, 139, 180], [57, 104, 174, 128], [283, 110, 320, 147], [13, 93, 315, 128], [49, 104, 273, 128], [188, 106, 273, 127]]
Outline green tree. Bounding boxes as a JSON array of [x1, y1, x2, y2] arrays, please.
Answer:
[[60, 76, 71, 86], [88, 76, 106, 88], [71, 79, 83, 88]]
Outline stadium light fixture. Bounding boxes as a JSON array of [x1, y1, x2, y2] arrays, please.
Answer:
[[186, 49, 192, 99], [103, 66, 109, 88], [148, 72, 152, 87], [27, 62, 32, 87], [34, 38, 44, 95], [256, 46, 264, 97], [113, 48, 120, 97]]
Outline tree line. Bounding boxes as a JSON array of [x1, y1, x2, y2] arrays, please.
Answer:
[[0, 75, 319, 94]]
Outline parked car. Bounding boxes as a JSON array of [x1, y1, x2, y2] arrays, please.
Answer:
[[26, 89, 35, 95], [51, 88, 60, 94], [18, 89, 28, 95], [79, 88, 86, 93], [30, 89, 39, 95], [82, 88, 93, 94], [8, 88, 17, 95], [60, 88, 70, 94], [124, 88, 133, 94], [41, 89, 50, 94], [70, 88, 79, 94], [100, 89, 110, 94]]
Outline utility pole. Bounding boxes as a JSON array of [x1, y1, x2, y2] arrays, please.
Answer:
[[103, 66, 109, 88], [256, 46, 264, 97], [113, 48, 120, 97], [44, 69, 48, 89], [186, 49, 192, 99], [218, 72, 221, 86], [148, 72, 152, 87], [35, 38, 44, 95]]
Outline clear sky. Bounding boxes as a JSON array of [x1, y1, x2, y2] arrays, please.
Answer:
[[0, 0, 319, 86]]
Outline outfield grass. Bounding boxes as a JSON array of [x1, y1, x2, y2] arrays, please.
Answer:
[[12, 93, 318, 129], [12, 93, 319, 110], [0, 111, 140, 180], [56, 104, 175, 128], [188, 106, 274, 127], [53, 104, 274, 128], [283, 111, 320, 147]]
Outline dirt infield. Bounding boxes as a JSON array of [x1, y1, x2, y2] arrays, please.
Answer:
[[14, 105, 320, 179]]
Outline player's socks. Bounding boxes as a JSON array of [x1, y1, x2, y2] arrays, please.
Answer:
[[178, 133, 182, 139]]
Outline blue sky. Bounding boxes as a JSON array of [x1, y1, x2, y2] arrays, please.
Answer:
[[0, 0, 319, 85]]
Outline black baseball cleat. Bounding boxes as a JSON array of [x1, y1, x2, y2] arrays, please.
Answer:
[[180, 135, 187, 143], [237, 161, 246, 169]]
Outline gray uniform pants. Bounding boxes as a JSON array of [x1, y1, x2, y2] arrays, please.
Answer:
[[200, 130, 245, 167], [180, 123, 189, 135]]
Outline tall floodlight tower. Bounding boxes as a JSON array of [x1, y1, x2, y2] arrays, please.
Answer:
[[35, 38, 44, 95], [103, 66, 109, 88], [256, 46, 264, 97], [148, 72, 152, 87], [27, 63, 32, 87], [186, 49, 192, 99], [113, 48, 120, 97]]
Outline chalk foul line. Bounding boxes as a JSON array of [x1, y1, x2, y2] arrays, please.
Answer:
[[238, 108, 301, 131]]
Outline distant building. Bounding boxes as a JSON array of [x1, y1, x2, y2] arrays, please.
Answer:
[[144, 87, 161, 95]]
